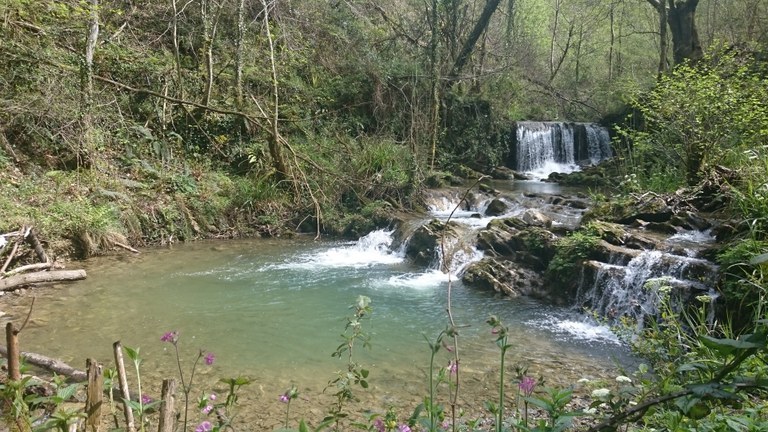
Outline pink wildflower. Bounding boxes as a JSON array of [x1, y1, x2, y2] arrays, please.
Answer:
[[519, 376, 536, 396], [195, 421, 213, 432], [160, 331, 178, 343]]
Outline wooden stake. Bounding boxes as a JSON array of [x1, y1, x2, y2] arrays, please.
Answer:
[[24, 227, 49, 264], [5, 322, 20, 380], [157, 378, 177, 432], [113, 341, 137, 432], [85, 358, 104, 432]]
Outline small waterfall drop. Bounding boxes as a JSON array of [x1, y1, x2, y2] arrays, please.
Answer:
[[576, 250, 719, 328], [513, 122, 613, 178]]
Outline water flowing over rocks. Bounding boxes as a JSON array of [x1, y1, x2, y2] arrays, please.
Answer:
[[397, 182, 724, 327]]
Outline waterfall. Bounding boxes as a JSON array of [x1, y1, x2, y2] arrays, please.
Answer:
[[513, 122, 613, 177], [576, 250, 719, 328]]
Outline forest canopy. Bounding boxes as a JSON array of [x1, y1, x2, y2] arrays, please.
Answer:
[[0, 0, 766, 249]]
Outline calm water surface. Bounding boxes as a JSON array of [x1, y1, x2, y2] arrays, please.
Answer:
[[5, 233, 634, 425]]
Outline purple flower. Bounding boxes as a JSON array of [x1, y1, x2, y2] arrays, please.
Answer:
[[195, 421, 213, 432], [202, 405, 213, 415], [519, 376, 536, 396], [160, 331, 178, 343], [398, 425, 412, 432], [141, 394, 152, 405], [374, 418, 385, 432], [204, 352, 215, 365], [447, 360, 458, 375], [209, 393, 217, 401], [279, 394, 290, 403]]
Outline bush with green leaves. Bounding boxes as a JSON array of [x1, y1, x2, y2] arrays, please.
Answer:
[[618, 46, 768, 188], [546, 231, 601, 286]]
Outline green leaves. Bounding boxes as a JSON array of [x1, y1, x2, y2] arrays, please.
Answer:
[[699, 335, 765, 357]]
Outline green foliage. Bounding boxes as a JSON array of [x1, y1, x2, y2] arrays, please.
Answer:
[[325, 296, 374, 429], [729, 145, 768, 237], [547, 231, 600, 285], [353, 139, 414, 196], [618, 47, 768, 187], [717, 239, 768, 326], [0, 374, 85, 432]]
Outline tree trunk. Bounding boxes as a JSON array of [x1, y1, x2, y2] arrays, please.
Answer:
[[80, 0, 99, 167], [261, 0, 289, 178], [549, 0, 561, 80], [646, 0, 702, 65], [668, 0, 702, 64], [658, 0, 668, 75], [201, 0, 214, 106], [608, 2, 615, 81], [448, 0, 503, 80], [171, 0, 183, 99], [235, 0, 246, 109], [428, 0, 441, 170]]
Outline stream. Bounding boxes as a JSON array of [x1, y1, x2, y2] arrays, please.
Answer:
[[1, 228, 633, 427]]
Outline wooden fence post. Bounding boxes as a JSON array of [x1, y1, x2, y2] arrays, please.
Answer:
[[5, 322, 20, 381], [157, 378, 177, 432], [112, 341, 136, 432], [85, 358, 104, 432]]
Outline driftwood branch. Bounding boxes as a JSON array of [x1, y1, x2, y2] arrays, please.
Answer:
[[3, 262, 53, 277], [0, 345, 88, 382], [1, 238, 21, 274], [113, 242, 140, 254], [0, 270, 87, 291]]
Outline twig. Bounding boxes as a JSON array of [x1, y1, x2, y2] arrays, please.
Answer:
[[440, 175, 489, 431], [18, 297, 36, 333]]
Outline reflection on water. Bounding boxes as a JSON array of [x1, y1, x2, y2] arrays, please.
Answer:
[[0, 236, 635, 425]]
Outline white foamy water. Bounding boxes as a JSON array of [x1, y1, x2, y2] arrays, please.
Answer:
[[386, 270, 454, 289], [667, 229, 715, 245], [273, 229, 404, 270], [524, 161, 581, 181], [527, 314, 622, 345]]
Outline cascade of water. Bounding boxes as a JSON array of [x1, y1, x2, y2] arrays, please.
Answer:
[[585, 124, 613, 164], [515, 122, 576, 173], [576, 250, 718, 327], [514, 122, 613, 177]]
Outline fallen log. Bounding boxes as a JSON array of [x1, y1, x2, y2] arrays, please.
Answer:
[[0, 345, 87, 382], [0, 269, 87, 291]]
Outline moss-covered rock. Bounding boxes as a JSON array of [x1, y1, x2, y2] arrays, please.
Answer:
[[462, 258, 544, 297]]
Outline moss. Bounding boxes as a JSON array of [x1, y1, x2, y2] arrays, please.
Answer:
[[546, 231, 601, 287]]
